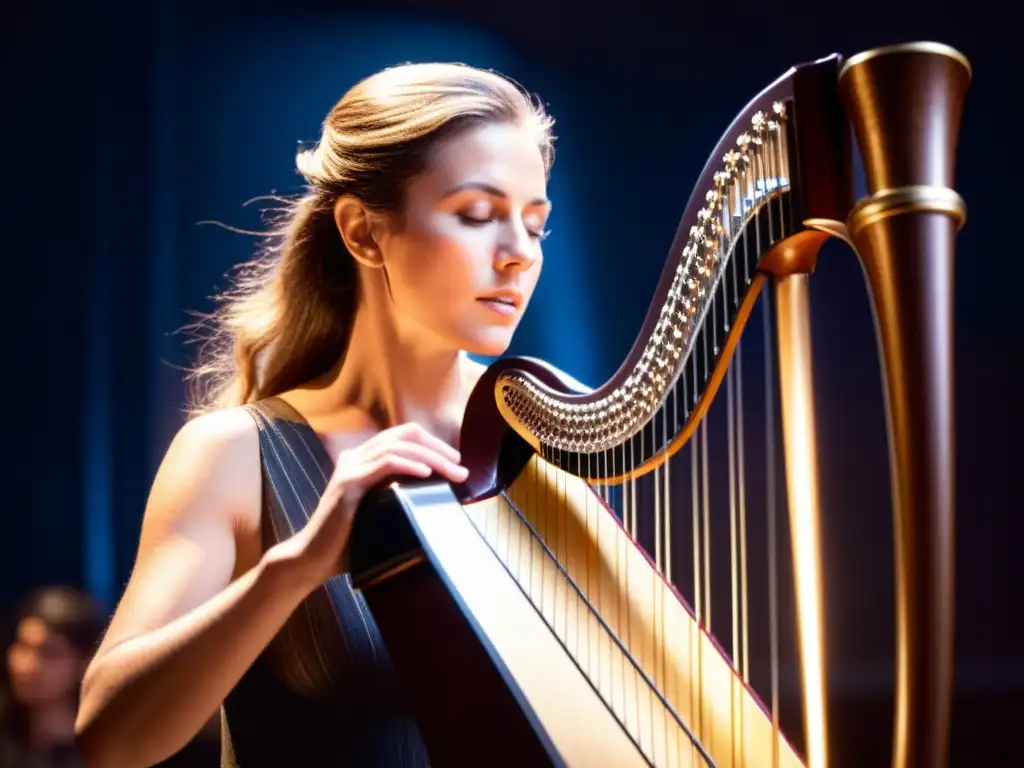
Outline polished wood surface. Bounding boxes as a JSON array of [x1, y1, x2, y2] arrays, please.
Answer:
[[840, 42, 970, 767]]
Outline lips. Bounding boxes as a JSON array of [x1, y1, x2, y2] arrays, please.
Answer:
[[477, 293, 521, 317], [478, 297, 516, 307], [476, 291, 522, 309]]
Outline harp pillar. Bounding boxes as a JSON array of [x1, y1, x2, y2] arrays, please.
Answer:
[[761, 230, 833, 768], [839, 43, 971, 768]]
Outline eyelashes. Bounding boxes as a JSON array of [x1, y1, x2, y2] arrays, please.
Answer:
[[457, 213, 550, 241]]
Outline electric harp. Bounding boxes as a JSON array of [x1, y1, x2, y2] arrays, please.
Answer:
[[350, 42, 969, 767]]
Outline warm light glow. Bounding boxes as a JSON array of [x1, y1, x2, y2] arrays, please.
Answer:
[[465, 457, 810, 767], [775, 275, 829, 768]]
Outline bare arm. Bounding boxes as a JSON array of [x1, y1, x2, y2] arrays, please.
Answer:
[[75, 415, 469, 768], [75, 409, 318, 768]]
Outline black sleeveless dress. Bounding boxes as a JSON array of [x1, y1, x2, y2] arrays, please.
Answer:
[[220, 398, 431, 766]]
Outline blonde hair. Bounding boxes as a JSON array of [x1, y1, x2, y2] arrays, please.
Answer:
[[186, 62, 555, 414]]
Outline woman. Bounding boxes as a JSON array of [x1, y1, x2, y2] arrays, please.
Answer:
[[1, 586, 104, 768], [74, 61, 555, 767]]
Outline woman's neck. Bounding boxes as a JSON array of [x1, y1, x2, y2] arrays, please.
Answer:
[[26, 700, 76, 754], [286, 301, 483, 447]]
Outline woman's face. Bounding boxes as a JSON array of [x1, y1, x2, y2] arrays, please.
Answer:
[[6, 617, 83, 706], [376, 121, 550, 357]]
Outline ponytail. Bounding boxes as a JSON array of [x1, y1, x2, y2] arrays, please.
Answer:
[[186, 192, 356, 414]]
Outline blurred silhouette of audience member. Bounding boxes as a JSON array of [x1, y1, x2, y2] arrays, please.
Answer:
[[0, 586, 104, 767]]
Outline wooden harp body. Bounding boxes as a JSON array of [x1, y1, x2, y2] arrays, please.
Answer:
[[349, 41, 970, 768]]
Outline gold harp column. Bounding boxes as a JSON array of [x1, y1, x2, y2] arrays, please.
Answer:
[[839, 43, 971, 768], [761, 230, 833, 768]]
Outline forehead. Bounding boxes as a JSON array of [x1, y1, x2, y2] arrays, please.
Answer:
[[418, 122, 548, 199]]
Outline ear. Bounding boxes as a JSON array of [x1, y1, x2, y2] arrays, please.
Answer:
[[333, 194, 384, 268]]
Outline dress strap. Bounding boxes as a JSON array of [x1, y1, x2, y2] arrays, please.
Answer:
[[239, 397, 390, 704], [242, 397, 334, 537]]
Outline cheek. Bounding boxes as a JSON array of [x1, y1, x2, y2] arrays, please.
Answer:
[[391, 227, 490, 302], [8, 645, 33, 679], [522, 253, 543, 299]]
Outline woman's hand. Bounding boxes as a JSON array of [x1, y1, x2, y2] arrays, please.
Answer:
[[276, 422, 468, 588]]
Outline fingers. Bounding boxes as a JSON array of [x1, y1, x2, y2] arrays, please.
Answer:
[[309, 425, 469, 583], [358, 442, 467, 484], [332, 424, 469, 501], [349, 451, 467, 499], [373, 422, 462, 465], [363, 455, 433, 485], [381, 442, 468, 483]]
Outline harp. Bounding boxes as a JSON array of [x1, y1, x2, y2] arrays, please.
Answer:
[[350, 41, 969, 767]]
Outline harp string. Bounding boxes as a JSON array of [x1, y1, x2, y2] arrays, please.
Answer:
[[507, 472, 714, 764], [727, 363, 739, 765], [692, 418, 703, 755]]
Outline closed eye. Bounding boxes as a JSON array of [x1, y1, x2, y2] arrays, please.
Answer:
[[457, 212, 549, 241]]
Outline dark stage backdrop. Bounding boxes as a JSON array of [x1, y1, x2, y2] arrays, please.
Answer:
[[1, 0, 1018, 761]]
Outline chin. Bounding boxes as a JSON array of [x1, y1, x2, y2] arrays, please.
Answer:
[[11, 681, 48, 705], [463, 331, 515, 358]]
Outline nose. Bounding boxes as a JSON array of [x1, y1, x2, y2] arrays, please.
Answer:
[[494, 221, 539, 272]]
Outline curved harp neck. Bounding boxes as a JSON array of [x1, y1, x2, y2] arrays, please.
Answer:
[[488, 54, 854, 480]]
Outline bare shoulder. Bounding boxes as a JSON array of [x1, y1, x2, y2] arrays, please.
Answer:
[[164, 406, 261, 483], [151, 406, 263, 536], [91, 406, 264, 660]]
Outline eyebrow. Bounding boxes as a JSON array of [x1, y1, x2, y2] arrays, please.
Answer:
[[442, 181, 550, 207]]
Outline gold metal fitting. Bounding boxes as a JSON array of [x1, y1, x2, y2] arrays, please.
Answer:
[[847, 184, 966, 238]]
